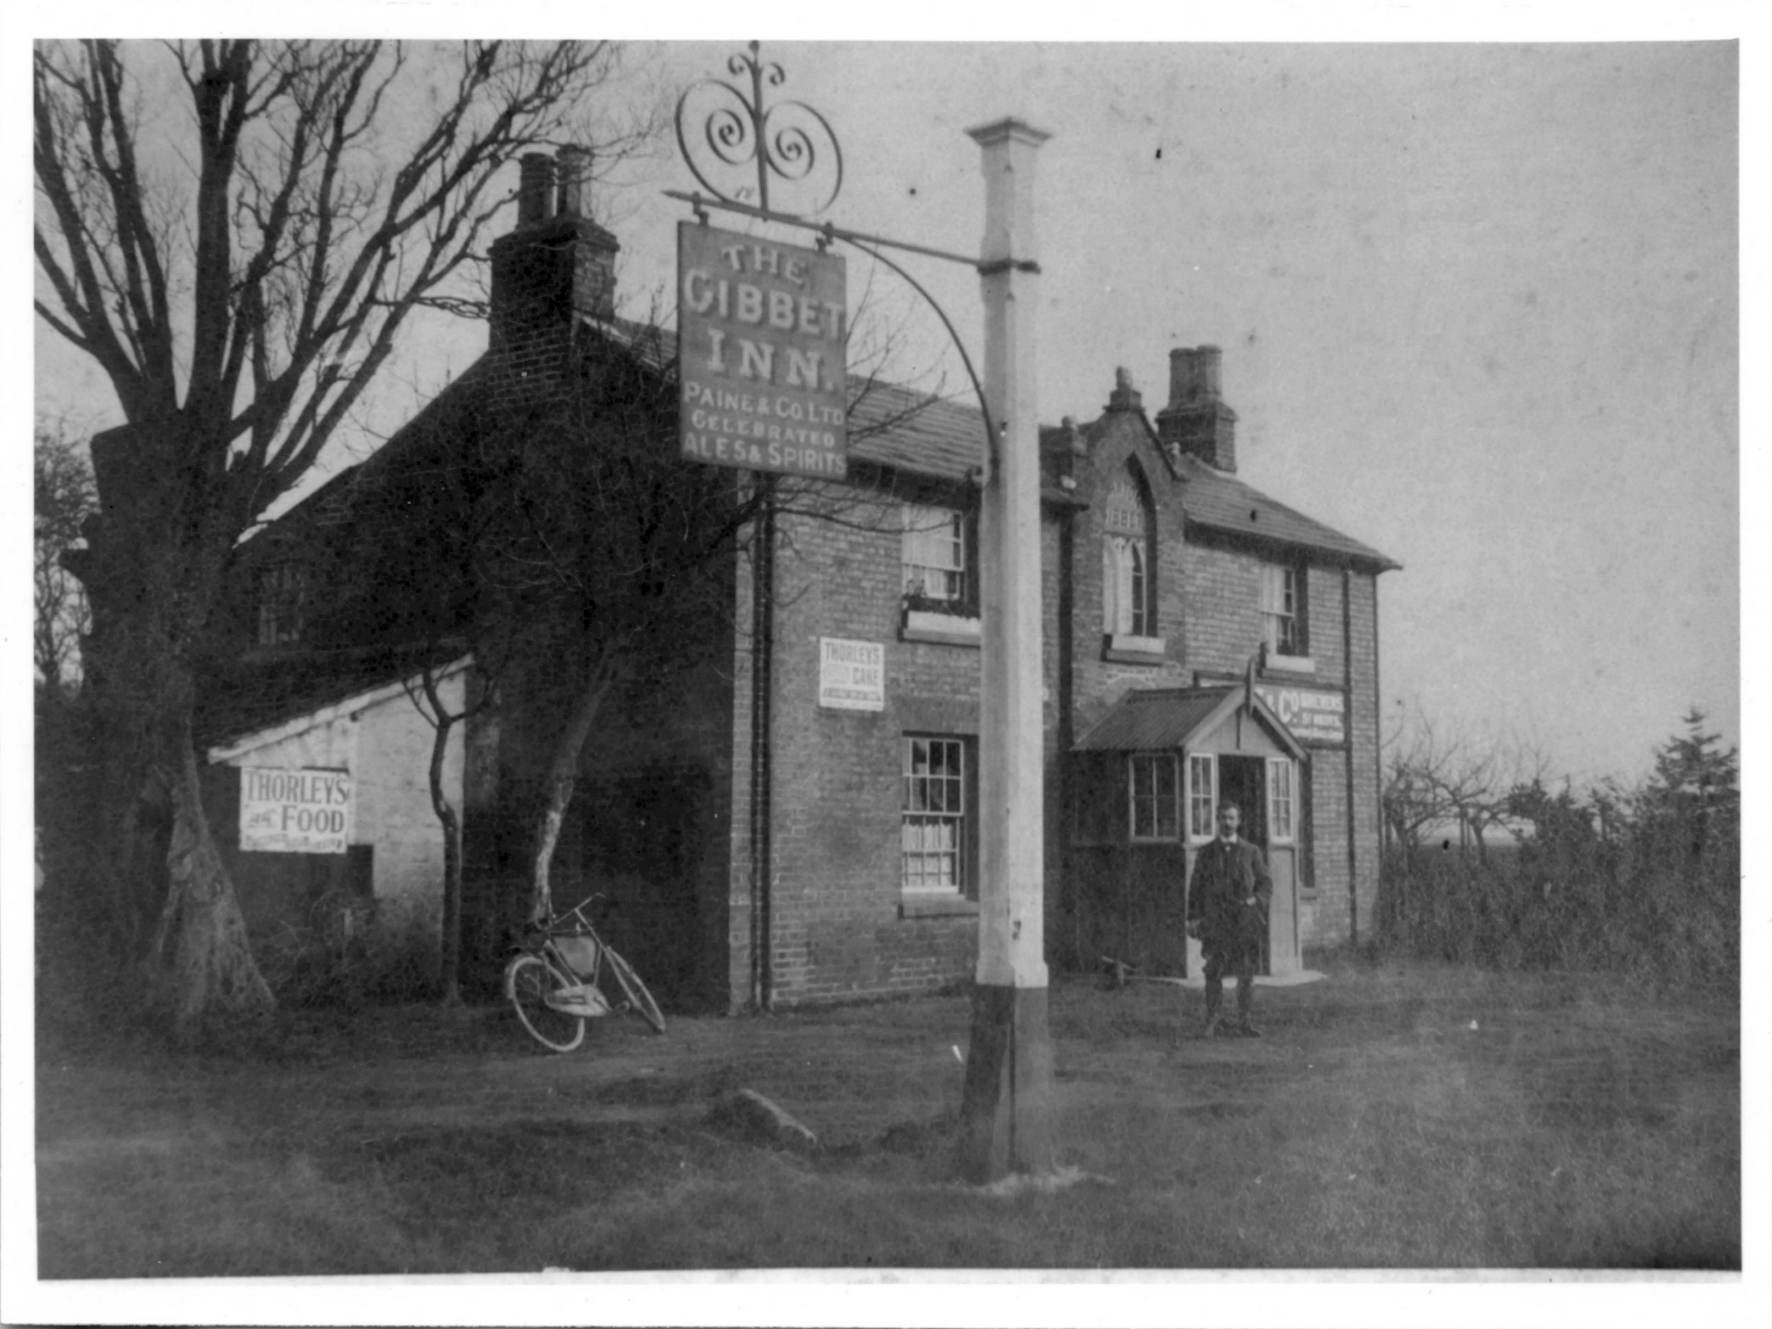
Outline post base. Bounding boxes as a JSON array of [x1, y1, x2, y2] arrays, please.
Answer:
[[956, 982, 1057, 1182]]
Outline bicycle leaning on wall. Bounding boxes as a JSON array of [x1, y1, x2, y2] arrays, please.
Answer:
[[504, 896, 666, 1052]]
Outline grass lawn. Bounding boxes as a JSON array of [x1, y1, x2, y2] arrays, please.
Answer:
[[33, 959, 1739, 1277]]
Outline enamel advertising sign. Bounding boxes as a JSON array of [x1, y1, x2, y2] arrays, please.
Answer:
[[240, 766, 354, 854]]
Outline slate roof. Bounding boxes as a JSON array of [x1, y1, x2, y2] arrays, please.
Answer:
[[846, 380, 988, 480], [197, 642, 462, 750], [1074, 685, 1304, 760], [843, 383, 1398, 576], [1075, 686, 1235, 751], [273, 315, 1393, 572], [1171, 451, 1399, 571]]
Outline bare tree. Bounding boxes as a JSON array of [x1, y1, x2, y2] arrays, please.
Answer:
[[403, 655, 490, 1006], [447, 317, 938, 926], [33, 421, 95, 699], [1382, 701, 1548, 862], [34, 39, 655, 1038]]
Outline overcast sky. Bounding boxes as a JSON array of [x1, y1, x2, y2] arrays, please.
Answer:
[[632, 39, 1741, 788], [28, 25, 1750, 789]]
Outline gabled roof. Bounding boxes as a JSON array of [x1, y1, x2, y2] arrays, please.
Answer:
[[1174, 453, 1399, 571], [1075, 684, 1307, 761], [207, 654, 472, 763], [847, 381, 987, 481], [197, 641, 466, 751]]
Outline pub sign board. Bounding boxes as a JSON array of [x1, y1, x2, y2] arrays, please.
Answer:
[[678, 222, 848, 479], [240, 766, 354, 854]]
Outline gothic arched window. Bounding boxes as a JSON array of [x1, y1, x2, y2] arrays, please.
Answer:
[[1102, 469, 1155, 638]]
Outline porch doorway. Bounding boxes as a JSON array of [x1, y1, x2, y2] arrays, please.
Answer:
[[1217, 754, 1271, 975], [1218, 755, 1268, 851]]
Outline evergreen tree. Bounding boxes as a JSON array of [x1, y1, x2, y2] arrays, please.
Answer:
[[1638, 708, 1739, 862]]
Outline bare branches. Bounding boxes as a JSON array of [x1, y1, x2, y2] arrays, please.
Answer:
[[34, 422, 97, 694], [35, 39, 654, 535], [1382, 701, 1549, 859]]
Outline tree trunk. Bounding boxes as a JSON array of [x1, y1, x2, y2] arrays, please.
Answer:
[[76, 423, 275, 1039], [150, 718, 275, 1039], [527, 661, 621, 924], [426, 704, 465, 1005]]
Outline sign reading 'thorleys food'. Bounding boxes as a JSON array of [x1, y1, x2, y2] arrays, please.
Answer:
[[240, 766, 354, 854], [678, 222, 848, 479]]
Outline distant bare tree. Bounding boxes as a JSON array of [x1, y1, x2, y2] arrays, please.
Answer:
[[33, 422, 95, 699], [1382, 702, 1549, 863]]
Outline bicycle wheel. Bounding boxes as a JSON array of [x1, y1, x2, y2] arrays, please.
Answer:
[[604, 949, 666, 1034], [505, 954, 585, 1053]]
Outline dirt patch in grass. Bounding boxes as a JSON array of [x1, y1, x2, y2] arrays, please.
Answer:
[[33, 960, 1739, 1276]]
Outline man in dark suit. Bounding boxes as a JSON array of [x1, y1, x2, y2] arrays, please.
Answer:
[[1186, 800, 1273, 1037]]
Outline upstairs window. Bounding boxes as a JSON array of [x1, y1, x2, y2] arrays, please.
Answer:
[[256, 562, 307, 648], [1260, 563, 1304, 657], [1103, 473, 1155, 637], [901, 503, 968, 608]]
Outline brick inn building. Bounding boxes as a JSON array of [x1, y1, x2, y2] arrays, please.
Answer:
[[201, 148, 1398, 1012]]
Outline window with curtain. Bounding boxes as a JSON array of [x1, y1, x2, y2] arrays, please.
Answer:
[[902, 735, 970, 895], [902, 503, 967, 606], [1260, 562, 1303, 656], [1103, 473, 1154, 637]]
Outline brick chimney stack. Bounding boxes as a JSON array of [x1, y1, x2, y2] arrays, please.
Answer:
[[489, 145, 620, 379], [1155, 345, 1238, 472]]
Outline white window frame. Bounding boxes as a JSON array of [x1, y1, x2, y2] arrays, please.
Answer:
[[901, 735, 968, 895], [1267, 757, 1297, 843], [1186, 753, 1218, 842], [1260, 563, 1301, 657], [901, 503, 967, 605], [1104, 536, 1152, 638], [1102, 474, 1155, 638], [1128, 752, 1180, 842]]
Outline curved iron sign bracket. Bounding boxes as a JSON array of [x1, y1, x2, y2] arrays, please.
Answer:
[[674, 41, 844, 219]]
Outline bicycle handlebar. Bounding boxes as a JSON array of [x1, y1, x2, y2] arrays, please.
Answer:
[[540, 894, 604, 932]]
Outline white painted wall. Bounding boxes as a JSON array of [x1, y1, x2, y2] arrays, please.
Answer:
[[209, 664, 468, 939]]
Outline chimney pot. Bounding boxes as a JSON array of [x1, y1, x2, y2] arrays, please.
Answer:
[[556, 145, 592, 218], [518, 152, 556, 226], [1168, 344, 1223, 408], [1155, 345, 1237, 472]]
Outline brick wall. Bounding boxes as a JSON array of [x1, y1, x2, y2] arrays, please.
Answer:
[[1064, 414, 1192, 741], [758, 488, 985, 1006]]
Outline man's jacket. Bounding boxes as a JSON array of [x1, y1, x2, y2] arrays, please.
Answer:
[[1186, 837, 1274, 948]]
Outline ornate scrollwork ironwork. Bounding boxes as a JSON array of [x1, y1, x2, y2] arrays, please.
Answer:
[[674, 41, 844, 218]]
